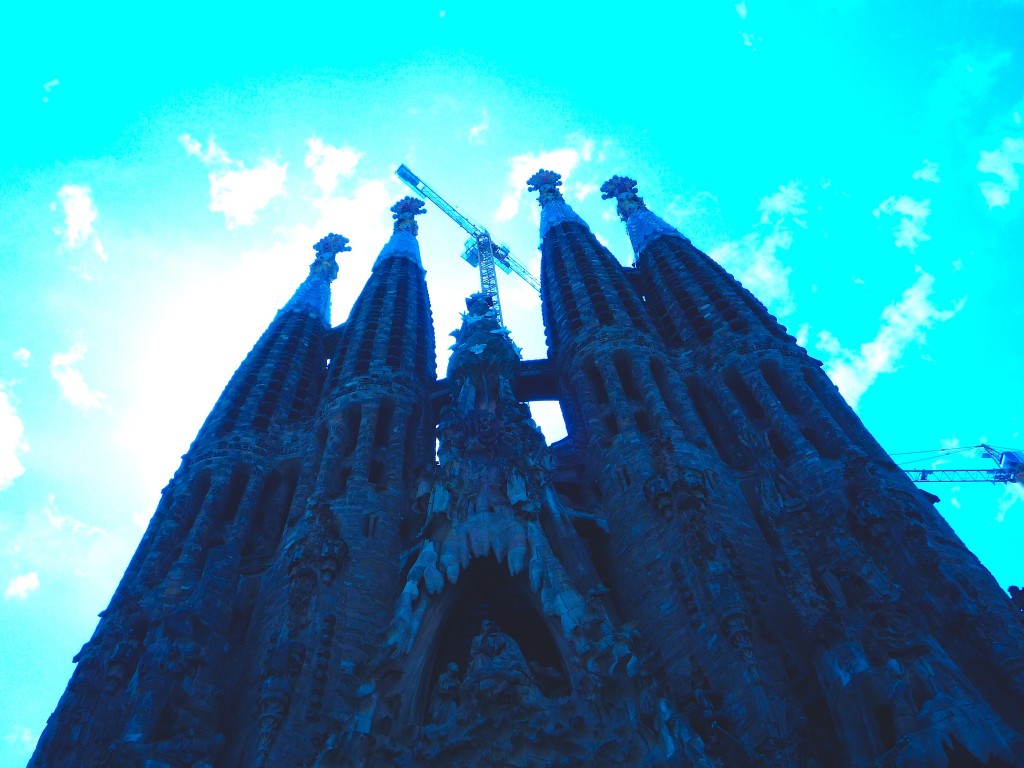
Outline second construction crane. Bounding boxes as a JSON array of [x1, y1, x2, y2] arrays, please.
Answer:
[[396, 164, 540, 327]]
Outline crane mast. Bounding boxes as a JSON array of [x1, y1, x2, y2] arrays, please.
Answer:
[[396, 164, 540, 327]]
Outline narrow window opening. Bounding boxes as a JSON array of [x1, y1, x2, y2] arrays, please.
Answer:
[[612, 351, 642, 403], [723, 367, 766, 421], [582, 358, 610, 405]]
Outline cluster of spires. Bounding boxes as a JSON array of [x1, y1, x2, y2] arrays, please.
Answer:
[[29, 161, 1024, 768]]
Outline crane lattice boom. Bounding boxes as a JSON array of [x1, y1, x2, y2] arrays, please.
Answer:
[[899, 444, 1023, 485], [396, 164, 540, 326]]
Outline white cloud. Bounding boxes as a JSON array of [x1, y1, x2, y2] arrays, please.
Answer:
[[873, 195, 931, 252], [42, 78, 59, 103], [996, 483, 1024, 523], [573, 182, 598, 201], [53, 185, 107, 261], [710, 181, 805, 317], [741, 32, 761, 48], [494, 146, 586, 222], [736, 1, 748, 18], [179, 134, 287, 229], [50, 342, 106, 410], [305, 137, 362, 196], [758, 180, 806, 224], [794, 323, 810, 348], [977, 136, 1024, 208], [44, 494, 104, 537], [12, 348, 30, 367], [912, 159, 941, 183], [468, 109, 490, 145], [4, 572, 39, 600], [3, 726, 34, 747], [0, 382, 28, 490], [818, 270, 962, 409]]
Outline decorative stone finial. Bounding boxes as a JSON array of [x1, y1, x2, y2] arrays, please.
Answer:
[[526, 169, 564, 205], [391, 197, 427, 236], [600, 176, 647, 221], [309, 232, 350, 282], [314, 233, 352, 256]]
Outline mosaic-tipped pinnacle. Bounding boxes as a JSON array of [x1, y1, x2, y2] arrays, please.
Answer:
[[526, 169, 562, 193], [600, 175, 646, 221], [600, 176, 639, 201], [391, 197, 428, 219], [391, 196, 427, 236], [314, 233, 352, 255]]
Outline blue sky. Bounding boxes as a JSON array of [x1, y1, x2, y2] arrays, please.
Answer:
[[2, 1, 1023, 763]]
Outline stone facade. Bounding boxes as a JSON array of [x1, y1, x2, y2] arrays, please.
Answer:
[[29, 178, 1024, 768]]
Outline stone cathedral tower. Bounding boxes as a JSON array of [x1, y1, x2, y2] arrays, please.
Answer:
[[30, 172, 1024, 768]]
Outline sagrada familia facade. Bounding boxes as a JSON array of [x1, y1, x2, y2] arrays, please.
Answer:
[[30, 172, 1024, 767]]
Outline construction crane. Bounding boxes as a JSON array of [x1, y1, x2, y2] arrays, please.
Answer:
[[898, 444, 1024, 484], [396, 164, 540, 327]]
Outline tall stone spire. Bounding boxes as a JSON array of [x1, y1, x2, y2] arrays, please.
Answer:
[[373, 196, 425, 271], [282, 232, 350, 320]]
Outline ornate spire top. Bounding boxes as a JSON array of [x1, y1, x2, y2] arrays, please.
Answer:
[[600, 174, 686, 254], [314, 232, 351, 256], [391, 197, 427, 236], [280, 231, 350, 320], [600, 176, 648, 221], [374, 198, 425, 271], [527, 169, 564, 205], [309, 232, 351, 282]]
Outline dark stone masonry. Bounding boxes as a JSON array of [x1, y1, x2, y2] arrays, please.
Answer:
[[30, 175, 1024, 767]]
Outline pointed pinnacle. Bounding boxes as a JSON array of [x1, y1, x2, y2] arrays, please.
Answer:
[[314, 233, 352, 255], [600, 175, 647, 221], [526, 169, 564, 204], [391, 197, 427, 236]]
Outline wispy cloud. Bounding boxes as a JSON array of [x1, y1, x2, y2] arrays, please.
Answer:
[[494, 144, 588, 222], [736, 1, 748, 19], [44, 494, 104, 537], [709, 181, 805, 317], [304, 137, 362, 196], [873, 195, 931, 252], [573, 182, 598, 201], [996, 483, 1024, 523], [42, 78, 59, 103], [3, 726, 35, 749], [977, 136, 1024, 209], [0, 382, 28, 490], [12, 348, 30, 367], [816, 270, 962, 409], [52, 185, 107, 262], [180, 134, 287, 228], [912, 159, 941, 183], [468, 109, 490, 145], [49, 342, 106, 410], [4, 572, 40, 600]]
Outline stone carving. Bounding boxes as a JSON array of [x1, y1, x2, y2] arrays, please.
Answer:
[[31, 184, 1024, 768], [391, 196, 426, 235], [526, 168, 564, 204], [599, 175, 647, 220]]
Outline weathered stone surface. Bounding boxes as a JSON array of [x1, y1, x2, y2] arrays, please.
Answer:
[[29, 179, 1024, 768]]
